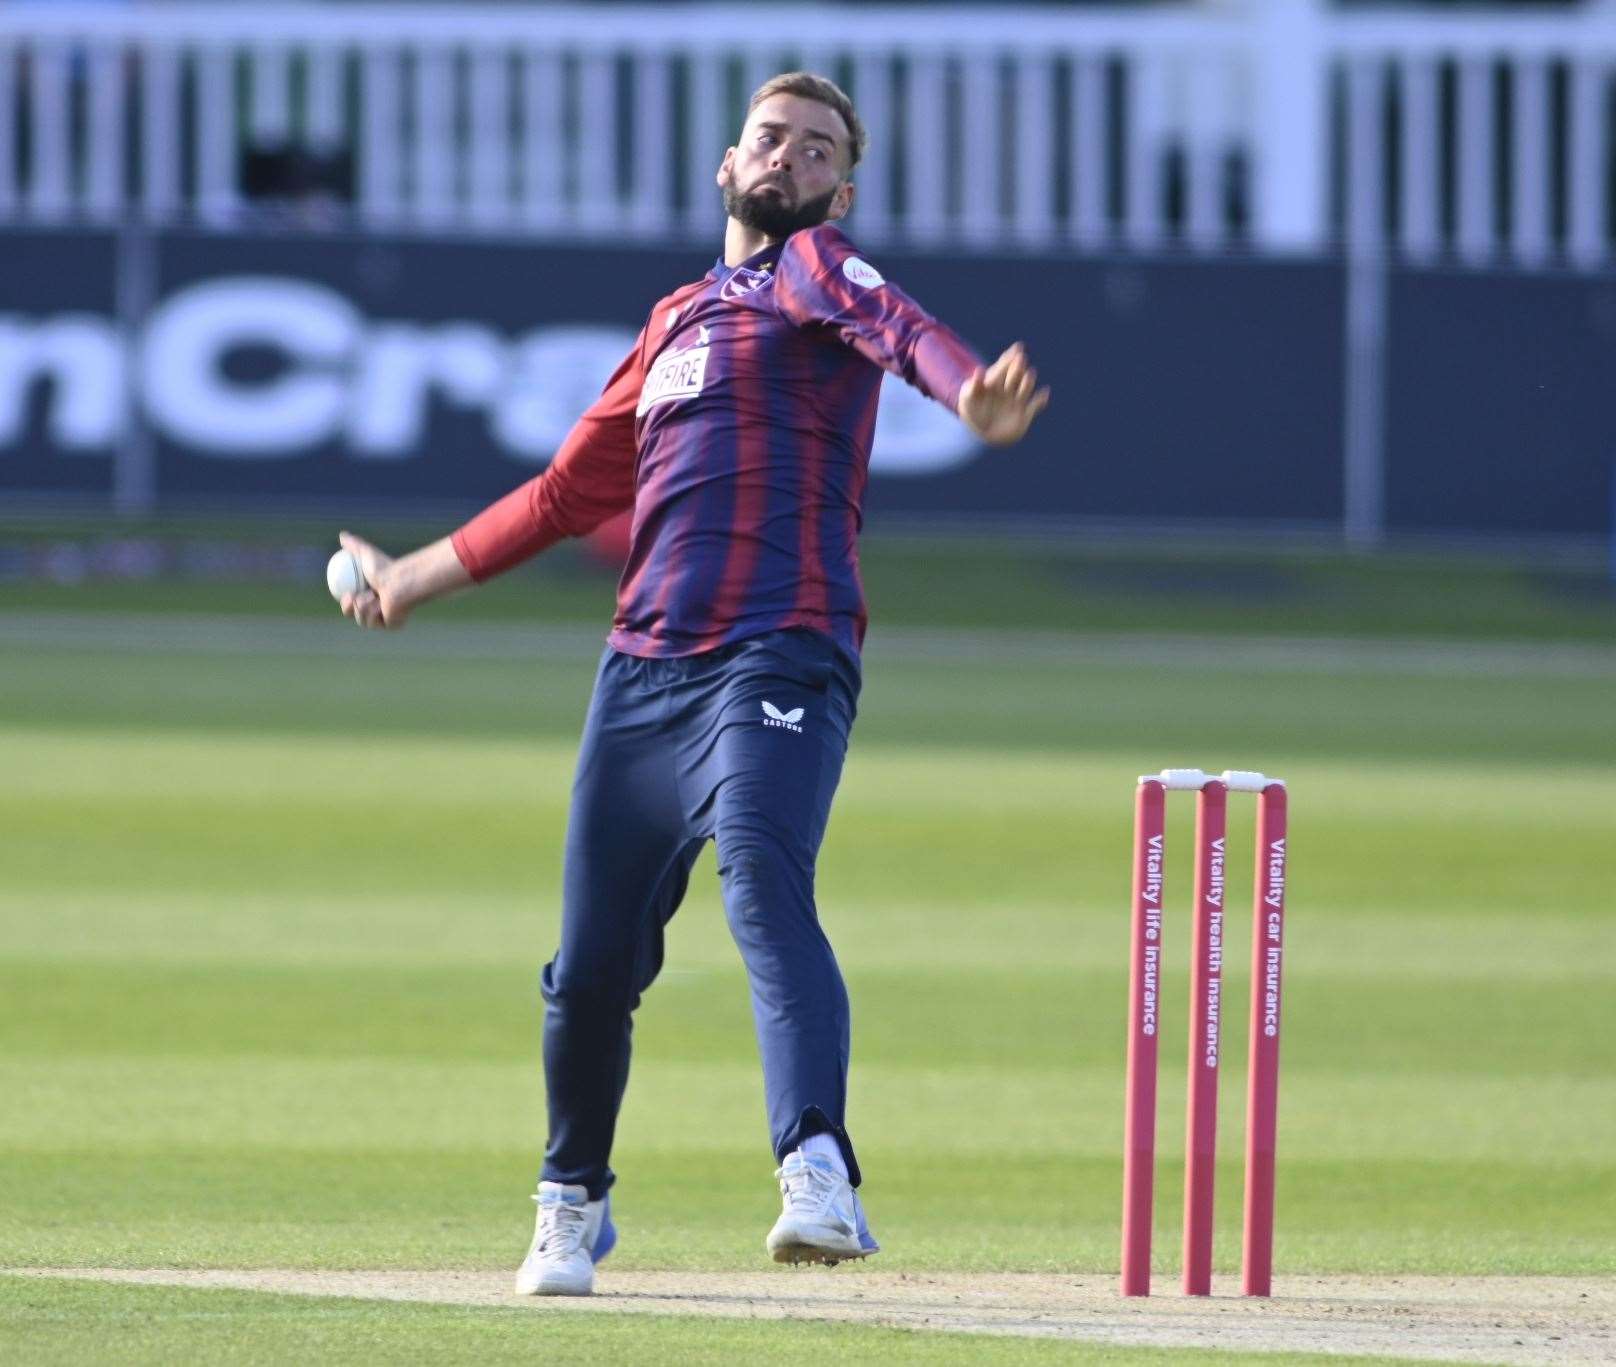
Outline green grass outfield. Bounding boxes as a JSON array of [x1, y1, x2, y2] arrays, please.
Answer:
[[0, 1277, 1441, 1367], [6, 514, 1616, 641], [2, 547, 1614, 1361]]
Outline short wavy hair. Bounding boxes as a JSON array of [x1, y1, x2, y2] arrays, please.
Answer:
[[745, 72, 867, 172]]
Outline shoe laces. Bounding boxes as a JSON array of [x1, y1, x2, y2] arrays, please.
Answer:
[[775, 1157, 845, 1219], [531, 1193, 589, 1256]]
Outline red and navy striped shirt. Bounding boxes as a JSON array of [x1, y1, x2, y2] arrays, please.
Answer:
[[451, 223, 981, 659]]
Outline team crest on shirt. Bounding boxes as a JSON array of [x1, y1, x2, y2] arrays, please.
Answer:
[[637, 327, 711, 416], [720, 266, 774, 302]]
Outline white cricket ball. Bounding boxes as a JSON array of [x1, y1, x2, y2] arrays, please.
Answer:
[[326, 548, 366, 601]]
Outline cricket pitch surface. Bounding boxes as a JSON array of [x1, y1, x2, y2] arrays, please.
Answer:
[[10, 1269, 1609, 1364]]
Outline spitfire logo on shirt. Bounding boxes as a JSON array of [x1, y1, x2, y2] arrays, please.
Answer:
[[637, 328, 711, 416], [720, 267, 774, 302]]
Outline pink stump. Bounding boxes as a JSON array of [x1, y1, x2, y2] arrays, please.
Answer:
[[1182, 781, 1227, 1296], [1242, 783, 1288, 1297], [1120, 779, 1166, 1296]]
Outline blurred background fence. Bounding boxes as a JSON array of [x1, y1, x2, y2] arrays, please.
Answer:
[[3, 0, 1615, 553]]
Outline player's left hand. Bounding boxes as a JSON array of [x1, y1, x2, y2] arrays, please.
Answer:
[[957, 342, 1051, 447]]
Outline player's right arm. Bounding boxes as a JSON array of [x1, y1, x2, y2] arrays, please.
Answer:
[[339, 329, 647, 629]]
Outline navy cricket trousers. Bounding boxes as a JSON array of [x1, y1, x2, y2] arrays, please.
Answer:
[[539, 626, 863, 1200]]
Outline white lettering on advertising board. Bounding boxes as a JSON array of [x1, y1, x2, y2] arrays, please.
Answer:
[[0, 276, 980, 475]]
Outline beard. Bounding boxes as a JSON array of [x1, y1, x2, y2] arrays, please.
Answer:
[[722, 176, 840, 238]]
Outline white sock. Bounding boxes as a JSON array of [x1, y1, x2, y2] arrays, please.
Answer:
[[799, 1132, 848, 1178]]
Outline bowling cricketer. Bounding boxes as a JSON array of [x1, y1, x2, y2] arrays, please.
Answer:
[[336, 71, 1050, 1295]]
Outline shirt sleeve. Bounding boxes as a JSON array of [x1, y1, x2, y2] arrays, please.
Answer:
[[450, 328, 645, 582], [774, 224, 982, 414]]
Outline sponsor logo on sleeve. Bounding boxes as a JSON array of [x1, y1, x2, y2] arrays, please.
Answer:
[[841, 257, 885, 289]]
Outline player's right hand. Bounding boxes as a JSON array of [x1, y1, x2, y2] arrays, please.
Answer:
[[338, 530, 413, 630]]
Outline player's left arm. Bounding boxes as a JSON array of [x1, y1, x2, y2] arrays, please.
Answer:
[[776, 226, 1050, 446], [954, 340, 1050, 447]]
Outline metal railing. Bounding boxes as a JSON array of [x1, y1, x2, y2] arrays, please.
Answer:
[[1334, 12, 1616, 270], [0, 2, 1613, 267]]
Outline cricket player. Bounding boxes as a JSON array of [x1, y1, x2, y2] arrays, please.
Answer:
[[337, 72, 1049, 1295]]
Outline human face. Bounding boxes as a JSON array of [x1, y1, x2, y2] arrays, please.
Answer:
[[717, 92, 855, 237]]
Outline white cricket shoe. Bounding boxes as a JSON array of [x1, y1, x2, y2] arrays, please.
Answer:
[[514, 1181, 617, 1296], [765, 1151, 880, 1266]]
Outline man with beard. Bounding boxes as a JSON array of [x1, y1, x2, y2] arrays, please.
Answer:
[[335, 72, 1050, 1295]]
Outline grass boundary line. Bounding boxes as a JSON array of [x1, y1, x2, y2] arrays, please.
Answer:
[[3, 1268, 1609, 1365], [6, 612, 1616, 677]]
